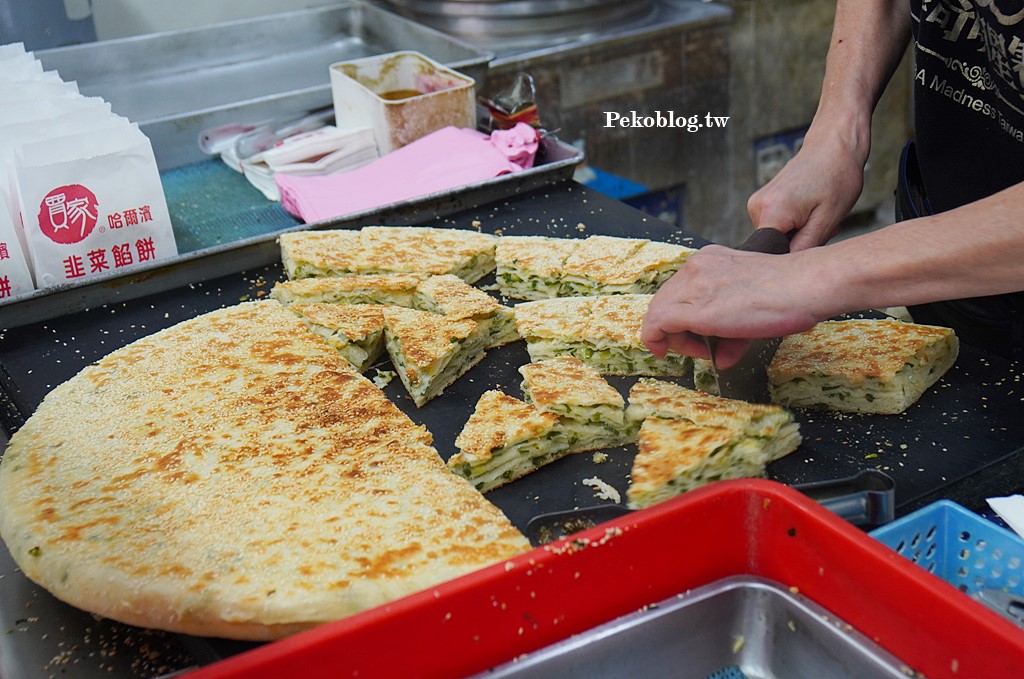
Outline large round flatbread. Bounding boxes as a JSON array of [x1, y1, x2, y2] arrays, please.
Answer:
[[0, 300, 529, 640]]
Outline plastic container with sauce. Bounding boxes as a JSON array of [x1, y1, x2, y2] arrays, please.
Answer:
[[330, 50, 476, 155]]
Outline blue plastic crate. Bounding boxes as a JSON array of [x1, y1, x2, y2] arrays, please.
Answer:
[[870, 500, 1024, 595]]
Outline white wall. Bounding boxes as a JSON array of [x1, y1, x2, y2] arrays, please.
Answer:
[[91, 0, 348, 40]]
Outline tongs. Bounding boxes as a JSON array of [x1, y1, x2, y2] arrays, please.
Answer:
[[525, 470, 895, 546]]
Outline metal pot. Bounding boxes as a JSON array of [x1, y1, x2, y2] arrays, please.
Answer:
[[377, 0, 656, 45]]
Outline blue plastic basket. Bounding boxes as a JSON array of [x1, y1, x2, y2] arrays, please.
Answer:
[[870, 500, 1024, 595]]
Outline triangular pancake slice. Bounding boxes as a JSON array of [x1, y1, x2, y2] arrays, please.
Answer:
[[518, 356, 639, 452], [286, 303, 386, 372], [279, 229, 365, 280], [381, 306, 491, 407], [626, 378, 802, 464], [768, 318, 959, 414], [447, 390, 572, 492], [626, 418, 767, 510], [414, 274, 518, 347], [616, 240, 697, 292], [624, 379, 802, 510], [360, 227, 497, 284], [556, 235, 648, 296]]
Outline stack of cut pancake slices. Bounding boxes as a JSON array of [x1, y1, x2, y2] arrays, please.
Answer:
[[0, 226, 959, 641]]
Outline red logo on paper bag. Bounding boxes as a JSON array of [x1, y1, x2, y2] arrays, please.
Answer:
[[37, 185, 99, 244]]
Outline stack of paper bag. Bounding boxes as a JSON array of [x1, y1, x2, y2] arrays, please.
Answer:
[[0, 42, 177, 297]]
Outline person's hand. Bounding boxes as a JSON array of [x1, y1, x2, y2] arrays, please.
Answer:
[[747, 130, 868, 250], [640, 246, 824, 368]]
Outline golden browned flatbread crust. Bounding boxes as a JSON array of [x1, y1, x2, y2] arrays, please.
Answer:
[[0, 301, 528, 641], [767, 318, 959, 414], [769, 318, 955, 385], [451, 390, 560, 466], [519, 356, 624, 411], [280, 227, 496, 282]]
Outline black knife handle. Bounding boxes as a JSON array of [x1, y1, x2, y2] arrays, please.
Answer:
[[735, 227, 792, 255]]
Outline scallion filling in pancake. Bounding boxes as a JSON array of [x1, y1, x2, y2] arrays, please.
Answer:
[[519, 356, 639, 452], [513, 295, 691, 376], [496, 234, 695, 300]]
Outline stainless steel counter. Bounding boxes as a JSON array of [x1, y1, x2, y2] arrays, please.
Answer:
[[35, 1, 494, 170]]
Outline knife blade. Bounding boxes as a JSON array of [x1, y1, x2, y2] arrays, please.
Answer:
[[702, 227, 791, 402]]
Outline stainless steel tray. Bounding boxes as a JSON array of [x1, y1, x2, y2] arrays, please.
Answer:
[[35, 1, 494, 170], [0, 136, 582, 329], [472, 576, 910, 679]]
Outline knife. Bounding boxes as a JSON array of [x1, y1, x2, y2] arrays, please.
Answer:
[[701, 227, 792, 403]]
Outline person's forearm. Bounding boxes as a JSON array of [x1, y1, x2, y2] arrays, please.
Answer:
[[802, 182, 1024, 316], [746, 1, 912, 247], [806, 0, 911, 163]]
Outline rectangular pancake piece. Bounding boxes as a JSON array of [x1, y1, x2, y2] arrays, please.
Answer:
[[494, 236, 578, 300], [270, 273, 424, 307], [381, 306, 492, 407], [767, 318, 959, 414], [279, 226, 497, 282], [518, 356, 639, 452], [512, 294, 691, 376], [495, 235, 697, 300], [447, 390, 573, 492], [626, 378, 802, 465]]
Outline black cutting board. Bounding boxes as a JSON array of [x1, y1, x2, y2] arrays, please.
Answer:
[[1, 182, 1023, 525], [0, 181, 1022, 675]]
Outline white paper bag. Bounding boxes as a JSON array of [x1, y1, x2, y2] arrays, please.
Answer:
[[0, 53, 44, 82], [0, 191, 35, 299], [0, 111, 130, 270], [0, 43, 27, 60], [9, 76, 81, 102], [0, 96, 110, 128], [15, 123, 177, 288]]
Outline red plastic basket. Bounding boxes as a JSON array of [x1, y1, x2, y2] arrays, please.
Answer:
[[188, 479, 1024, 679]]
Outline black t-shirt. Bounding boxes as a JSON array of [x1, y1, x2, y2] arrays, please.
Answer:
[[907, 1, 1024, 360], [911, 0, 1024, 213]]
